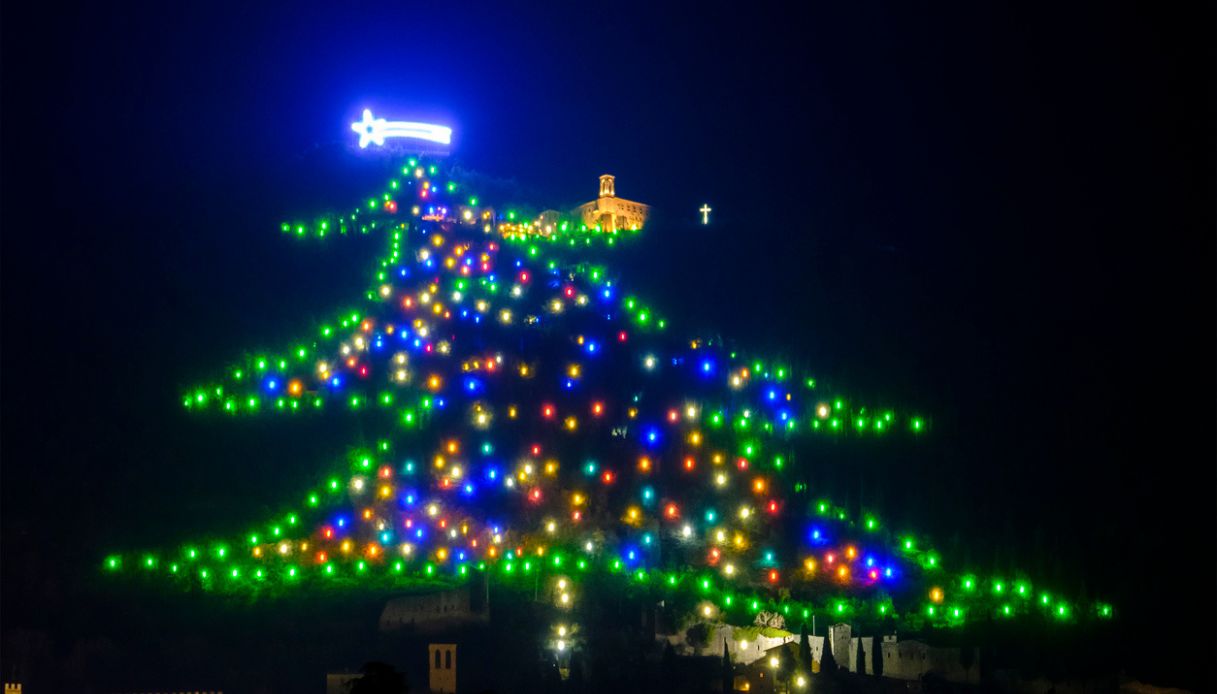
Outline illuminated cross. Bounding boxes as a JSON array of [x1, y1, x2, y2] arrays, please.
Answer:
[[699, 204, 712, 225]]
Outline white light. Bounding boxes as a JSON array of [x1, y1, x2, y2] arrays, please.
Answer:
[[797, 676, 807, 688], [351, 109, 452, 148], [699, 204, 712, 224], [769, 656, 779, 668], [556, 640, 566, 651]]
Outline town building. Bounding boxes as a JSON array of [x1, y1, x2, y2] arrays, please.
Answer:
[[428, 643, 457, 693], [572, 175, 649, 232]]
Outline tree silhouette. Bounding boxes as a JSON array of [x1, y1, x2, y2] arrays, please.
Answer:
[[721, 639, 733, 693], [798, 623, 812, 673], [347, 661, 409, 694]]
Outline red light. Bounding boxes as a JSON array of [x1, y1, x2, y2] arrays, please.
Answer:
[[379, 466, 392, 479], [519, 271, 530, 283], [322, 527, 334, 539], [530, 488, 542, 503], [563, 285, 575, 298], [572, 510, 582, 521], [617, 331, 628, 342], [708, 548, 721, 564], [665, 503, 679, 519], [602, 471, 615, 484], [358, 365, 369, 377], [385, 200, 398, 213], [684, 457, 696, 471], [768, 570, 779, 584], [667, 410, 679, 423], [592, 402, 604, 416], [869, 569, 879, 580], [531, 444, 542, 456], [542, 405, 554, 419], [826, 553, 836, 564], [737, 458, 749, 470], [316, 551, 327, 563], [767, 500, 779, 514]]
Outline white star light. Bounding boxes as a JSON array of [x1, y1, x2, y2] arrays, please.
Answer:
[[351, 109, 452, 148]]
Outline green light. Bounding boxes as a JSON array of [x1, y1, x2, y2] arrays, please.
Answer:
[[105, 556, 121, 571]]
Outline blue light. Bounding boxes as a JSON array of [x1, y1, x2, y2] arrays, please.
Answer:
[[701, 359, 715, 374], [642, 486, 654, 502], [380, 531, 393, 544], [462, 483, 475, 496], [585, 341, 599, 354], [464, 377, 481, 393], [435, 397, 446, 409], [642, 533, 653, 545], [767, 389, 778, 401], [564, 379, 576, 390], [645, 428, 660, 446], [486, 467, 499, 480], [404, 494, 416, 506], [265, 378, 279, 391], [415, 528, 425, 539], [336, 516, 348, 528]]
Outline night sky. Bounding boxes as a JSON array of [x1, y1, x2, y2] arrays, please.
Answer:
[[2, 1, 1213, 691]]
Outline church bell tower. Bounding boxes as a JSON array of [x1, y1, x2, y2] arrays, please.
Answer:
[[599, 174, 616, 198]]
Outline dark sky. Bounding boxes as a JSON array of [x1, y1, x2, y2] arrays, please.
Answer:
[[2, 0, 1213, 690]]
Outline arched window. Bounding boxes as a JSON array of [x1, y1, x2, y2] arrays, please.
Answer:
[[435, 648, 442, 668], [445, 649, 453, 669]]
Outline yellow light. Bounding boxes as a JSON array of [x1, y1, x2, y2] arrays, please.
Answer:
[[930, 587, 944, 603], [803, 557, 817, 573]]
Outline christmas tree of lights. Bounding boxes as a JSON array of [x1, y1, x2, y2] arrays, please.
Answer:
[[105, 156, 1112, 641]]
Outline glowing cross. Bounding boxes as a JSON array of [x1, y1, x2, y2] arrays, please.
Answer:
[[351, 109, 452, 148], [699, 204, 712, 225]]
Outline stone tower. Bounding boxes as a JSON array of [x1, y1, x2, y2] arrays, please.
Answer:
[[599, 174, 615, 198]]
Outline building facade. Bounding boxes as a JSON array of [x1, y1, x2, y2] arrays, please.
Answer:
[[572, 175, 649, 232]]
